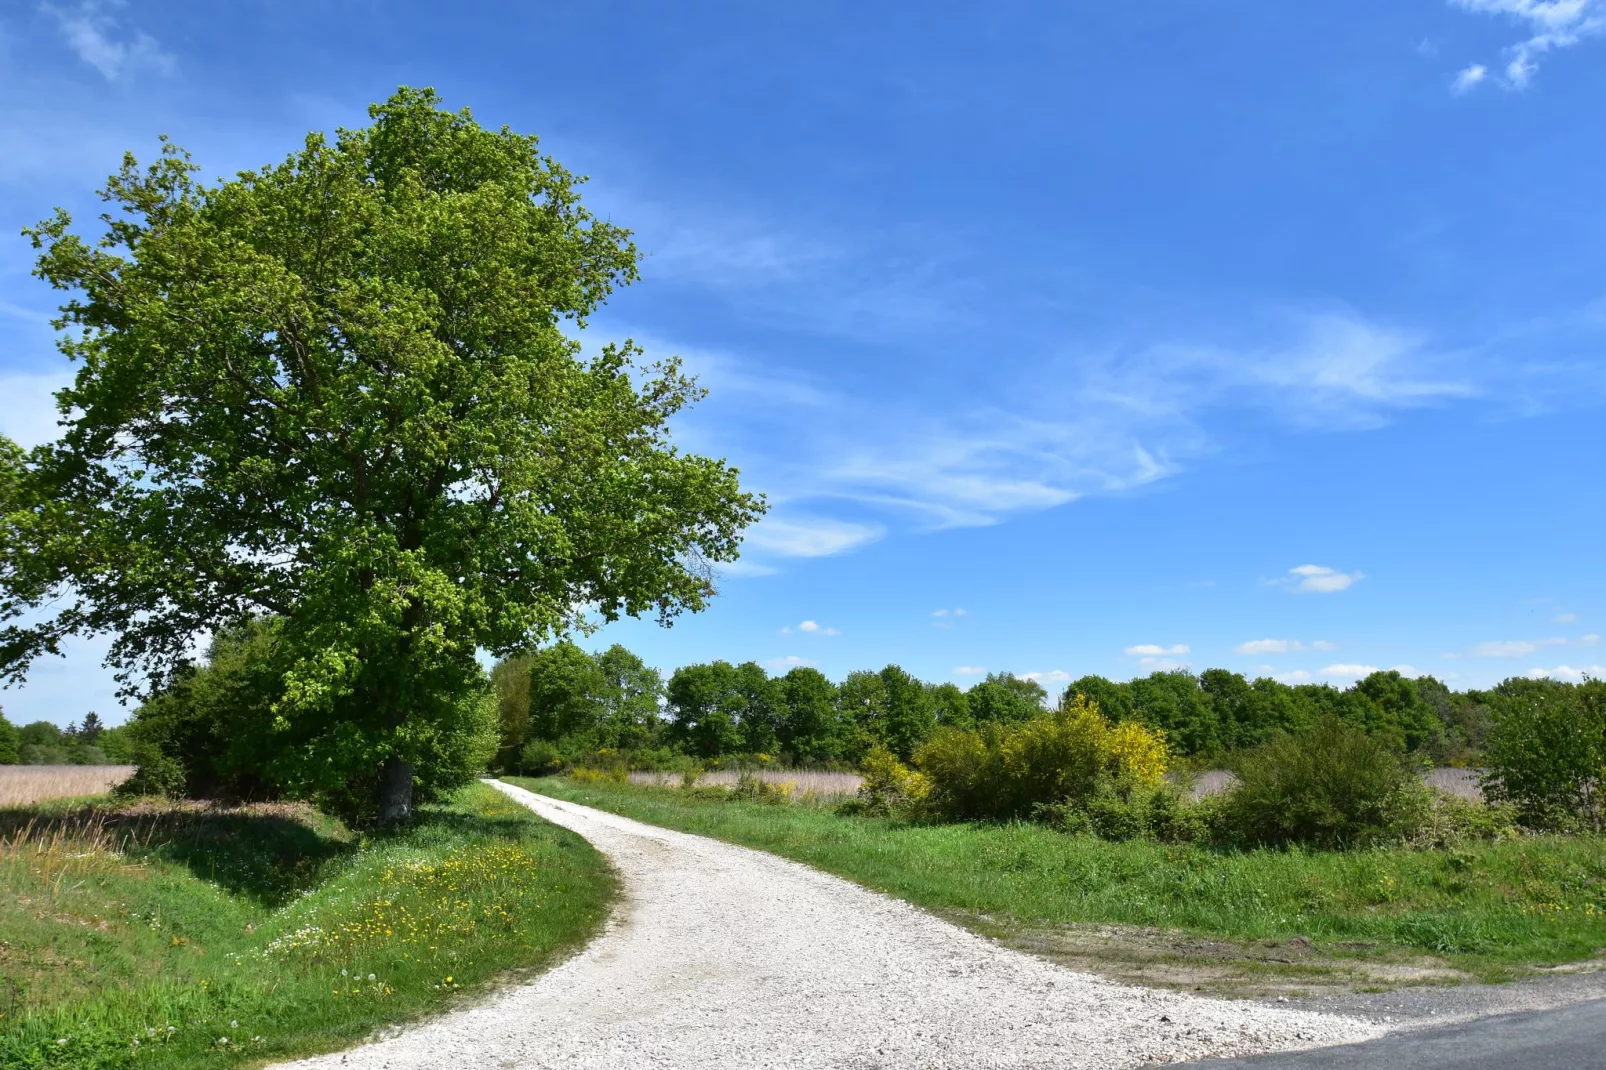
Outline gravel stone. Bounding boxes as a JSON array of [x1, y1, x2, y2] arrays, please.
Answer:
[[272, 781, 1385, 1069]]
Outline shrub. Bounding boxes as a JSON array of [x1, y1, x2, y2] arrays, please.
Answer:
[[1482, 678, 1606, 831], [732, 772, 795, 804], [570, 766, 628, 785], [841, 745, 929, 816], [1220, 716, 1410, 849], [518, 739, 565, 776], [0, 714, 17, 765], [914, 696, 1168, 821]]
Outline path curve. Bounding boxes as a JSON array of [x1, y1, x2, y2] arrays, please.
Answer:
[[275, 781, 1384, 1069]]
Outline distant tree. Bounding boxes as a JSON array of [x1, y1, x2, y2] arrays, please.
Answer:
[[965, 673, 1045, 725], [837, 670, 888, 762], [666, 662, 745, 758], [879, 665, 934, 762], [925, 681, 971, 730], [731, 661, 783, 755], [491, 650, 539, 769], [1354, 670, 1441, 752], [526, 642, 609, 747], [593, 645, 665, 751], [1128, 671, 1218, 755], [0, 711, 18, 764], [778, 667, 844, 762], [74, 711, 106, 743], [1064, 676, 1134, 723], [0, 88, 762, 823]]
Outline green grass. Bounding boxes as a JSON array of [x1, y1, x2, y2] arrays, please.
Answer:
[[511, 776, 1606, 980], [0, 782, 615, 1069]]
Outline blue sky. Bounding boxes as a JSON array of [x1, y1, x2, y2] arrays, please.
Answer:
[[2, 1, 1604, 725]]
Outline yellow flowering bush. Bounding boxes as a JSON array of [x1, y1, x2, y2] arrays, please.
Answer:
[[914, 695, 1168, 821]]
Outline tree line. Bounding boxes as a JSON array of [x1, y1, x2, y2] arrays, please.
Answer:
[[493, 641, 1555, 770]]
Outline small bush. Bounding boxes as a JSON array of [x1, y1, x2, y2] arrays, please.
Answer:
[[840, 745, 929, 816], [1220, 716, 1410, 849], [732, 772, 795, 804], [1482, 678, 1606, 832], [569, 766, 628, 785], [914, 696, 1168, 822], [518, 739, 564, 776]]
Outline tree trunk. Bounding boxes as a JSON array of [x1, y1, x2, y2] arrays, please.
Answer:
[[378, 755, 415, 826]]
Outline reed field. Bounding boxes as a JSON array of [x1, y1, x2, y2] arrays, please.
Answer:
[[627, 769, 862, 797], [0, 764, 135, 805]]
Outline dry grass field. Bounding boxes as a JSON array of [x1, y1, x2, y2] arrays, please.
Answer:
[[629, 769, 863, 798], [0, 764, 133, 806]]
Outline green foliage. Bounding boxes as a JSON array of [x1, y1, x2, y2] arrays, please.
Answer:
[[118, 620, 498, 823], [964, 672, 1046, 725], [841, 745, 930, 816], [530, 775, 1606, 975], [914, 697, 1169, 822], [0, 784, 612, 1068], [777, 667, 847, 763], [517, 739, 564, 776], [1483, 678, 1606, 831], [0, 87, 762, 822], [0, 712, 18, 764], [1221, 717, 1412, 849]]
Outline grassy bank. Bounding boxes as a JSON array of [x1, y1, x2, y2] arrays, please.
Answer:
[[512, 776, 1606, 987], [1, 782, 614, 1069]]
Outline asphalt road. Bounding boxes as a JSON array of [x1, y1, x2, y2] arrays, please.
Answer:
[[1177, 999, 1606, 1068]]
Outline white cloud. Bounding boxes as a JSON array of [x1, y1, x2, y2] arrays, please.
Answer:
[[717, 559, 777, 578], [1320, 664, 1380, 679], [1285, 564, 1364, 593], [1452, 62, 1489, 92], [1528, 663, 1606, 681], [931, 607, 967, 627], [741, 515, 885, 558], [952, 665, 987, 676], [43, 1, 175, 81], [1276, 669, 1313, 684], [765, 655, 816, 670], [1449, 0, 1606, 88], [1474, 637, 1567, 657], [1311, 639, 1339, 651], [1555, 612, 1579, 623], [1582, 633, 1601, 646], [1125, 643, 1190, 656], [1390, 664, 1421, 677], [1236, 638, 1293, 654], [1022, 669, 1072, 684], [793, 620, 840, 636]]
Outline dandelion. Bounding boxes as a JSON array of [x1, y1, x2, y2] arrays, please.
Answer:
[[57, 1038, 68, 1046], [230, 1020, 239, 1028], [368, 973, 376, 981]]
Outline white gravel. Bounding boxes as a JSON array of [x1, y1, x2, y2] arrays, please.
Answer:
[[273, 780, 1386, 1069]]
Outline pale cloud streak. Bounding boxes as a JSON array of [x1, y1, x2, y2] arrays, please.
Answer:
[[952, 665, 987, 676], [1125, 643, 1189, 657], [1527, 663, 1606, 681], [42, 1, 174, 81], [1320, 663, 1380, 679], [1283, 565, 1364, 593], [1449, 0, 1606, 88]]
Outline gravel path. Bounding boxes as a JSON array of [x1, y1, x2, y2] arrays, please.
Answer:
[[274, 781, 1384, 1070]]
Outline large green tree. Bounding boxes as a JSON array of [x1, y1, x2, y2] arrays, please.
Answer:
[[0, 89, 763, 822]]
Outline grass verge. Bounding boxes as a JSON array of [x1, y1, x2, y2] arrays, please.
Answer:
[[511, 776, 1606, 993], [1, 782, 614, 1069]]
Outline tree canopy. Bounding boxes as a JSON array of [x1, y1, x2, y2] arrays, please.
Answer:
[[0, 88, 763, 821]]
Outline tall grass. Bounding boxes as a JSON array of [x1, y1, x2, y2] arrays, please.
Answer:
[[0, 765, 135, 806], [627, 769, 862, 797], [516, 776, 1606, 978], [0, 783, 614, 1069]]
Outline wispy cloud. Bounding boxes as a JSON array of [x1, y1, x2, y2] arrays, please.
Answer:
[[1474, 637, 1567, 657], [1448, 0, 1606, 89], [42, 1, 174, 82], [1022, 669, 1071, 685], [1320, 663, 1380, 679], [1527, 663, 1606, 681], [1125, 643, 1189, 657], [766, 654, 816, 670], [952, 665, 987, 677], [1452, 63, 1489, 92], [779, 619, 840, 636], [741, 515, 884, 558], [1236, 637, 1341, 654], [1278, 564, 1364, 594], [1555, 612, 1579, 623]]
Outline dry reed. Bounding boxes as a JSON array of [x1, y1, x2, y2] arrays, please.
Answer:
[[0, 764, 135, 807], [628, 769, 863, 797]]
